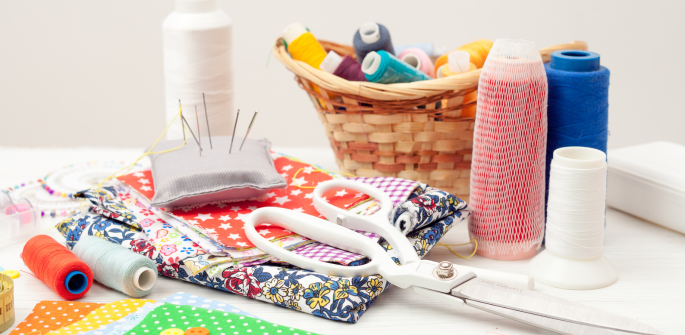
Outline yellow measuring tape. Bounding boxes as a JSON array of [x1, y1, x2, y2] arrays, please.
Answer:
[[0, 273, 15, 333]]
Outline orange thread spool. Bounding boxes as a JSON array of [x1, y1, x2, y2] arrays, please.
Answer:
[[433, 39, 494, 77], [22, 235, 93, 300]]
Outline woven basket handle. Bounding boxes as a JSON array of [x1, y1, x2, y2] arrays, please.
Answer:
[[539, 41, 588, 63]]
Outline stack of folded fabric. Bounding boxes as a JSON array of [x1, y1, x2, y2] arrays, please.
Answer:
[[56, 153, 470, 323], [10, 292, 317, 335]]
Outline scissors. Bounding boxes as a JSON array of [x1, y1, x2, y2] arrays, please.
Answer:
[[245, 179, 661, 335]]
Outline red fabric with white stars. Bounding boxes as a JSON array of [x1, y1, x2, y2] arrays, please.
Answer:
[[117, 156, 367, 249]]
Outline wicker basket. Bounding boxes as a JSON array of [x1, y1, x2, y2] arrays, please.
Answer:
[[274, 39, 588, 201]]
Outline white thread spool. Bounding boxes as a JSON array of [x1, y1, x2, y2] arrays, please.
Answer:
[[529, 147, 617, 290], [163, 0, 233, 140]]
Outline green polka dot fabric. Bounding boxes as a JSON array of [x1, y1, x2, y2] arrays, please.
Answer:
[[123, 303, 318, 335]]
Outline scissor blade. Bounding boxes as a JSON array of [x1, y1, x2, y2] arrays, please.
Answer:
[[451, 278, 661, 335]]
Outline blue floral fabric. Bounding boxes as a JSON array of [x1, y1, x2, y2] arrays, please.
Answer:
[[390, 185, 467, 236], [56, 185, 470, 323]]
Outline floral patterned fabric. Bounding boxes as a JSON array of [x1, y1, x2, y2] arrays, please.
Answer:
[[391, 185, 468, 235], [57, 183, 469, 323]]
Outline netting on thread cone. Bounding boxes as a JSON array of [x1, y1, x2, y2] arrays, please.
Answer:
[[468, 39, 548, 260]]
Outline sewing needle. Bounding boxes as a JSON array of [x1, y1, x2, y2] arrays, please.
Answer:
[[239, 111, 258, 151], [182, 115, 202, 150], [202, 93, 213, 149], [229, 109, 240, 154], [195, 105, 202, 156]]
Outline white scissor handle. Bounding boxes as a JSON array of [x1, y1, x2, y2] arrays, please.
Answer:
[[244, 207, 476, 291], [312, 179, 421, 265], [244, 207, 396, 278]]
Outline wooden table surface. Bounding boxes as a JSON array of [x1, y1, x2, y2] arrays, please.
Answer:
[[1, 146, 683, 334]]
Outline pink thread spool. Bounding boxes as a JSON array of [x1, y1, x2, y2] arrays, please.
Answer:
[[398, 48, 435, 78]]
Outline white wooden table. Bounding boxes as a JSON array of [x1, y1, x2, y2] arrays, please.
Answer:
[[1, 147, 683, 335]]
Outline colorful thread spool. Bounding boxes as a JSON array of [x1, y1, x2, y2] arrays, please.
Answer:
[[434, 39, 493, 77], [362, 50, 430, 84], [22, 235, 93, 300], [468, 39, 548, 260], [353, 22, 395, 64], [436, 51, 477, 78], [398, 48, 435, 78], [4, 203, 34, 225], [283, 22, 327, 69], [544, 50, 609, 208], [333, 55, 367, 82], [72, 236, 158, 298]]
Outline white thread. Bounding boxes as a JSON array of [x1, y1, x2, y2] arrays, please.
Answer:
[[546, 158, 607, 260], [163, 0, 234, 140]]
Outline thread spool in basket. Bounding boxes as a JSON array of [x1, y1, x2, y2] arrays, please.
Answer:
[[22, 235, 93, 300], [334, 55, 368, 82], [529, 147, 617, 290], [468, 39, 548, 261], [72, 236, 158, 298], [362, 50, 431, 84], [320, 51, 367, 82], [398, 48, 435, 78], [436, 51, 476, 78], [353, 22, 395, 63], [433, 39, 493, 77], [284, 22, 328, 69]]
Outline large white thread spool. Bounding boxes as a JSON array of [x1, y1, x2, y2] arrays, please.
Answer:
[[529, 147, 617, 290], [163, 0, 234, 140]]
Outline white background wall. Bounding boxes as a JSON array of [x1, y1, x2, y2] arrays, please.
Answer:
[[1, 0, 684, 149]]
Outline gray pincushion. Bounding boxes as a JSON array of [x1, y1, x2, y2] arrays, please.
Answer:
[[148, 136, 286, 207]]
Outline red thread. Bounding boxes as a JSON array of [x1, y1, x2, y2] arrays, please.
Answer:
[[19, 269, 38, 279], [22, 235, 93, 300]]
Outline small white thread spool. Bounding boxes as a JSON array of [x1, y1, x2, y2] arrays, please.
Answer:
[[529, 147, 617, 290]]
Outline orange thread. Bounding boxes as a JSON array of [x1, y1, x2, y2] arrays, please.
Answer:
[[22, 235, 93, 300]]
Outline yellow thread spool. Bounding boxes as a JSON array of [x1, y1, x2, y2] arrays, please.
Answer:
[[288, 32, 327, 69], [283, 23, 330, 107]]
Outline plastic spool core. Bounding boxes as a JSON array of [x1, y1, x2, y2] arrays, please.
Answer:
[[529, 146, 617, 290], [319, 51, 343, 74], [361, 52, 381, 75], [360, 22, 381, 44], [401, 54, 421, 69], [550, 50, 600, 72], [282, 22, 308, 45], [133, 267, 157, 291], [64, 271, 88, 295], [448, 51, 470, 74]]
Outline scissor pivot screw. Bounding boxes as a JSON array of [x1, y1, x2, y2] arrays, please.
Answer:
[[433, 261, 458, 280]]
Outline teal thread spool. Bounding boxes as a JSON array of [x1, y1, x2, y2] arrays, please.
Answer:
[[72, 236, 157, 298], [362, 50, 431, 84]]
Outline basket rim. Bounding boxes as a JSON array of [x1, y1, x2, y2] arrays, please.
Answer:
[[272, 38, 588, 101]]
